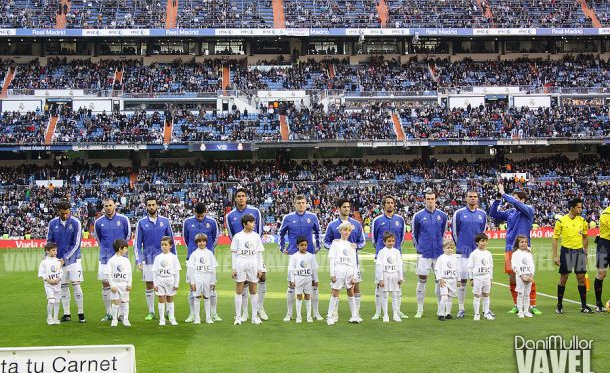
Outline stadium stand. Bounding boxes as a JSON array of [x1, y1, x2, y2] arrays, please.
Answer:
[[1, 156, 608, 238]]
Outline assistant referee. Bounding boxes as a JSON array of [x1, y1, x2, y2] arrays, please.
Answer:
[[552, 198, 591, 314], [593, 204, 610, 311]]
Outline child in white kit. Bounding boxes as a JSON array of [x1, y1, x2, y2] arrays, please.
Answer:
[[153, 236, 182, 326], [435, 238, 460, 321], [38, 242, 63, 325], [231, 214, 264, 325], [468, 233, 494, 321], [375, 232, 404, 323], [327, 221, 360, 325], [288, 236, 319, 323], [105, 239, 132, 327], [187, 233, 218, 324], [511, 234, 535, 318]]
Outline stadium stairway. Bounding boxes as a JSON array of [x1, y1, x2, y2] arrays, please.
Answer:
[[272, 0, 286, 28], [55, 0, 70, 29], [1, 65, 15, 98], [222, 65, 231, 94], [279, 115, 290, 140], [113, 67, 123, 94], [166, 0, 178, 29], [391, 113, 406, 141], [476, 0, 494, 23], [45, 115, 59, 144], [428, 63, 439, 84], [577, 0, 602, 27], [129, 172, 138, 189], [376, 0, 389, 28], [328, 64, 335, 80], [163, 117, 174, 144]]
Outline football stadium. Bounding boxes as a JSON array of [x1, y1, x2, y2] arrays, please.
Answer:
[[0, 0, 609, 372]]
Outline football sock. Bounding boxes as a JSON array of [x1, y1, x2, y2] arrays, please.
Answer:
[[312, 287, 319, 315], [193, 297, 201, 319], [416, 279, 426, 312], [296, 299, 302, 318], [473, 296, 481, 316], [257, 281, 266, 311], [286, 287, 295, 317], [234, 293, 242, 318], [188, 291, 195, 315], [158, 302, 166, 320], [102, 286, 112, 314], [210, 289, 218, 315], [73, 284, 84, 314], [557, 285, 566, 306], [594, 278, 603, 305], [482, 296, 490, 314], [204, 298, 211, 321], [121, 302, 129, 322], [348, 296, 357, 318], [374, 286, 381, 315], [111, 303, 119, 321], [381, 291, 389, 317], [61, 284, 71, 315], [578, 285, 587, 308], [458, 285, 466, 311], [145, 289, 155, 313]]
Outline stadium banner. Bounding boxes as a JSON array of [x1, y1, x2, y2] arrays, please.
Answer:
[[35, 180, 65, 188], [0, 345, 136, 373], [513, 95, 551, 108], [0, 145, 73, 152], [356, 140, 502, 147], [357, 140, 429, 147], [72, 99, 113, 113], [0, 99, 42, 112], [0, 229, 601, 249], [499, 172, 528, 181], [448, 95, 485, 109], [159, 29, 215, 36], [189, 143, 252, 151], [473, 28, 536, 36], [34, 89, 83, 97], [471, 87, 522, 94], [2, 28, 607, 38], [496, 139, 548, 146], [81, 29, 150, 36]]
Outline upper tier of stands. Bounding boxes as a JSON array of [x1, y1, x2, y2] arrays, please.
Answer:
[[0, 0, 602, 28]]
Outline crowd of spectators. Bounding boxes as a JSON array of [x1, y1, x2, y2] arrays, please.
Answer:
[[285, 101, 397, 140], [387, 0, 489, 28], [55, 108, 165, 143], [0, 0, 601, 29], [2, 56, 610, 94], [397, 103, 610, 139], [1, 156, 609, 238], [283, 0, 380, 28], [177, 0, 273, 28], [172, 108, 281, 142], [120, 59, 223, 93], [490, 0, 592, 28], [0, 100, 608, 144], [0, 111, 48, 144], [9, 58, 119, 91]]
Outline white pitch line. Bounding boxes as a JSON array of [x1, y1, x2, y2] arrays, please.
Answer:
[[491, 281, 596, 308]]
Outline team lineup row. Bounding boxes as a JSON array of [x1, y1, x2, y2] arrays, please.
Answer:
[[38, 186, 610, 326]]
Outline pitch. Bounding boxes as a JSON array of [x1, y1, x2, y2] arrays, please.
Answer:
[[1, 238, 606, 372]]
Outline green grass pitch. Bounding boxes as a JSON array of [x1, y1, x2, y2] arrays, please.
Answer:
[[0, 238, 608, 372]]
